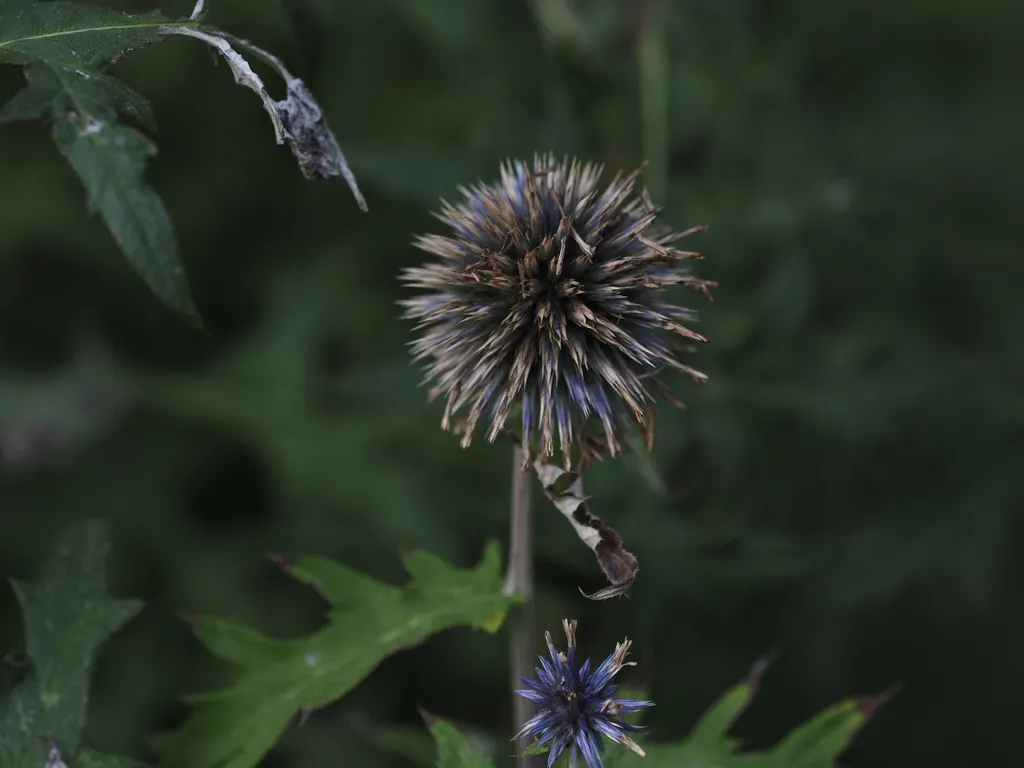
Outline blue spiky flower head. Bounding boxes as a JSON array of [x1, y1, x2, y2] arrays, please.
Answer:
[[401, 155, 713, 469], [515, 619, 654, 768]]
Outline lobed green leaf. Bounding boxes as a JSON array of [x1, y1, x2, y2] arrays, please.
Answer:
[[633, 663, 875, 768], [0, 520, 143, 768], [427, 717, 495, 768], [153, 541, 516, 768], [0, 1, 366, 327], [0, 2, 202, 327]]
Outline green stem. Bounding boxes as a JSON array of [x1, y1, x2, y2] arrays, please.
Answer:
[[638, 0, 669, 203], [504, 446, 537, 764]]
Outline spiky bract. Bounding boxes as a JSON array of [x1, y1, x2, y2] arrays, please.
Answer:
[[401, 154, 713, 467], [515, 619, 654, 768]]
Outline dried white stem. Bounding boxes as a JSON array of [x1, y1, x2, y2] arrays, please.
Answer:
[[159, 25, 285, 142], [157, 22, 366, 209]]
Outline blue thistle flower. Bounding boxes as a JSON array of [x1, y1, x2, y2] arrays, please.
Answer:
[[401, 154, 713, 469], [515, 619, 654, 768]]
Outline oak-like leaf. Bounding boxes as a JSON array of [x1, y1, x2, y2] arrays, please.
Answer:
[[0, 520, 143, 768], [153, 541, 515, 768]]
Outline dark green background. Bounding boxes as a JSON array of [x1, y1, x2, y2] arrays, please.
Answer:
[[0, 0, 1020, 766]]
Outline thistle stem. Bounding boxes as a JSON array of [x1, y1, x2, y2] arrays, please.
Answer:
[[504, 446, 537, 763]]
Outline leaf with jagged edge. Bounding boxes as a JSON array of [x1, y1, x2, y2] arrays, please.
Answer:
[[0, 2, 168, 67], [425, 715, 495, 768], [437, 662, 881, 768], [0, 2, 199, 326], [153, 541, 516, 768], [602, 660, 888, 768], [0, 520, 144, 768], [0, 0, 365, 327]]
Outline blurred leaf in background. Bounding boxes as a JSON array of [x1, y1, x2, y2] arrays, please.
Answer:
[[0, 520, 142, 768], [427, 716, 496, 768], [0, 0, 1020, 767], [631, 665, 881, 768]]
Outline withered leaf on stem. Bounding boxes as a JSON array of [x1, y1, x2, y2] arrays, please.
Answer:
[[533, 458, 638, 599]]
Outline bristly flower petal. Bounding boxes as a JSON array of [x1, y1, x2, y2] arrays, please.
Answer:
[[514, 619, 655, 768], [401, 154, 713, 468]]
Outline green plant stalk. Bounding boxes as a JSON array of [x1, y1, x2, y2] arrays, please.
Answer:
[[504, 445, 538, 765], [639, 0, 669, 203]]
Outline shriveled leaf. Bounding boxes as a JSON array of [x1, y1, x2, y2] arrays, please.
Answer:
[[153, 542, 516, 768], [276, 76, 365, 196], [426, 717, 495, 768], [533, 458, 638, 599], [163, 25, 367, 208], [0, 520, 143, 768]]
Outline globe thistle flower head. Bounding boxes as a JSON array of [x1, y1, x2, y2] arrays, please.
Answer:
[[514, 619, 654, 768], [401, 154, 713, 469]]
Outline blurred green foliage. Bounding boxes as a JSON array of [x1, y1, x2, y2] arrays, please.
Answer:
[[0, 0, 1020, 767], [0, 521, 142, 768], [0, 1, 201, 327], [428, 718, 494, 768], [464, 669, 875, 768]]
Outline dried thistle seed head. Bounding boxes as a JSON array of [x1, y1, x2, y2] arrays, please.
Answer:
[[401, 154, 713, 468]]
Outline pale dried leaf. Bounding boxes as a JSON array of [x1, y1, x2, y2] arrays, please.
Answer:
[[533, 458, 638, 599]]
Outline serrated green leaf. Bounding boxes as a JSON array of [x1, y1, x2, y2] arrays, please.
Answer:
[[770, 699, 864, 767], [427, 718, 495, 768], [0, 82, 56, 121], [521, 738, 549, 757], [153, 541, 517, 768], [18, 59, 199, 327], [638, 665, 876, 768], [50, 91, 200, 327], [0, 2, 203, 326], [685, 679, 752, 754], [0, 3, 365, 325], [0, 520, 143, 768], [0, 3, 167, 67]]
